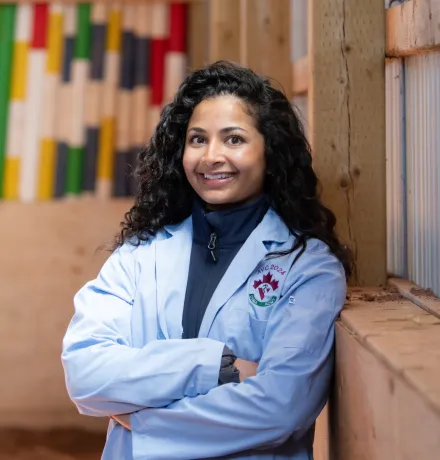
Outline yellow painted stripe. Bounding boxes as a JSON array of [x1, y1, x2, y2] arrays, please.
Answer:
[[47, 12, 64, 73], [3, 157, 20, 200], [10, 42, 28, 100], [37, 139, 56, 199], [107, 10, 122, 52], [98, 117, 115, 180]]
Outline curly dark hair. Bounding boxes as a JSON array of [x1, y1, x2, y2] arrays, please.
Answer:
[[116, 61, 352, 277]]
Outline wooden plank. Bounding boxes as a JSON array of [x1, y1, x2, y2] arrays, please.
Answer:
[[292, 55, 308, 95], [386, 0, 440, 57], [245, 0, 291, 98], [0, 198, 130, 429], [309, 0, 387, 286], [187, 0, 208, 70], [331, 320, 440, 460], [389, 277, 440, 319], [208, 0, 240, 63], [343, 287, 440, 414]]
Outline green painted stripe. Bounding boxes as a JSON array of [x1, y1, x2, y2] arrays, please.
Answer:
[[75, 4, 91, 59], [0, 5, 16, 197], [66, 146, 84, 194]]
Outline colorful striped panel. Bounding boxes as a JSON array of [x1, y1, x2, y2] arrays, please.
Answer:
[[83, 3, 107, 193], [97, 4, 121, 199], [132, 3, 152, 195], [20, 4, 48, 203], [0, 5, 17, 198], [114, 4, 135, 197], [55, 4, 75, 198], [38, 3, 63, 200], [4, 4, 30, 200], [150, 3, 169, 136], [164, 2, 187, 103], [66, 3, 91, 196]]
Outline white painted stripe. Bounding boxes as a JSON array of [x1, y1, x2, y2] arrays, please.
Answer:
[[151, 3, 169, 39], [55, 82, 73, 143], [164, 52, 187, 103], [41, 73, 59, 138], [64, 4, 77, 36], [133, 86, 150, 145], [5, 101, 25, 158], [20, 50, 46, 203], [70, 60, 89, 146], [134, 4, 152, 37], [16, 4, 32, 42], [122, 4, 136, 30], [102, 52, 120, 117], [96, 179, 112, 199], [85, 80, 102, 127], [91, 3, 107, 23], [50, 2, 63, 15], [116, 90, 132, 151]]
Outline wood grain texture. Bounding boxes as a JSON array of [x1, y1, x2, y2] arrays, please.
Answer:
[[292, 56, 308, 95], [387, 0, 440, 56], [309, 0, 387, 286], [331, 316, 440, 459], [0, 199, 130, 429], [208, 0, 240, 63], [245, 0, 291, 97], [187, 0, 208, 70]]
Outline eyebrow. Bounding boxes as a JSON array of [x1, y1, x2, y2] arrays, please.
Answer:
[[187, 126, 247, 134]]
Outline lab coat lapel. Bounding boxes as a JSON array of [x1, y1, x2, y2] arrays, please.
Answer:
[[198, 209, 289, 338], [155, 218, 193, 339]]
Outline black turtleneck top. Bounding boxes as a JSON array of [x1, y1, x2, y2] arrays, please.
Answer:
[[181, 195, 269, 340]]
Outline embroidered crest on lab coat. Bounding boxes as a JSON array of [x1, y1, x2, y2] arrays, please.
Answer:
[[249, 263, 287, 307]]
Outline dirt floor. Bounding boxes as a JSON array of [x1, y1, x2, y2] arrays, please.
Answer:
[[0, 429, 105, 460]]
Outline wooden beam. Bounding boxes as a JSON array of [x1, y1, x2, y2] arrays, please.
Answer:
[[245, 0, 292, 98], [292, 56, 309, 95], [187, 0, 208, 70], [208, 0, 241, 63], [309, 0, 387, 286], [386, 0, 440, 57]]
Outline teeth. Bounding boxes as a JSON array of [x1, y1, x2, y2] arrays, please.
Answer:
[[204, 173, 233, 180]]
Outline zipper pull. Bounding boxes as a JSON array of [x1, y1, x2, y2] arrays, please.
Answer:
[[208, 232, 217, 262]]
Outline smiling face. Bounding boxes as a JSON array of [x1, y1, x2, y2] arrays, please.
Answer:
[[183, 95, 266, 210]]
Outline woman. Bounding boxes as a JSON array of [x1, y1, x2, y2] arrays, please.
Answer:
[[62, 61, 350, 460]]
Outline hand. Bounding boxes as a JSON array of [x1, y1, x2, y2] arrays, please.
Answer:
[[110, 413, 132, 430], [234, 358, 259, 382]]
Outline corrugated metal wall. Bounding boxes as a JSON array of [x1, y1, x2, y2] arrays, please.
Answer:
[[405, 52, 440, 296], [385, 58, 406, 277], [387, 51, 440, 296]]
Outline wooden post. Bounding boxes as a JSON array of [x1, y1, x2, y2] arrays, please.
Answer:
[[187, 0, 208, 70], [309, 0, 387, 286], [245, 0, 291, 98], [208, 0, 240, 63]]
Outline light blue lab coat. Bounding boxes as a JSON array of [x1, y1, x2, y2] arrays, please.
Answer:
[[61, 208, 346, 460]]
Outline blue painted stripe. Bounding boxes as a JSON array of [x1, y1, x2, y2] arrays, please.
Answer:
[[90, 23, 106, 80], [62, 36, 75, 82], [54, 141, 69, 197], [134, 36, 150, 86], [83, 127, 99, 191], [113, 149, 133, 196], [120, 30, 136, 90]]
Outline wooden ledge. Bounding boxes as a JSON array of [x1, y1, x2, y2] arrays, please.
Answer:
[[386, 0, 440, 57], [341, 286, 440, 415], [389, 277, 440, 319]]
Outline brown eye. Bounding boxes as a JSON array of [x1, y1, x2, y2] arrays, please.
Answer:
[[226, 135, 244, 146], [190, 135, 205, 144]]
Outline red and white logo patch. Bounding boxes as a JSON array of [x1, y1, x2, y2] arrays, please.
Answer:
[[249, 263, 287, 307]]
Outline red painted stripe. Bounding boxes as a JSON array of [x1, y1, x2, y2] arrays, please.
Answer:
[[31, 4, 49, 49], [169, 3, 187, 52], [150, 38, 168, 105]]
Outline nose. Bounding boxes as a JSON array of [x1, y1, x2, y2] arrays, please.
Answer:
[[202, 139, 225, 166]]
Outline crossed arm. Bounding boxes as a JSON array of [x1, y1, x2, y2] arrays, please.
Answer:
[[62, 245, 346, 459]]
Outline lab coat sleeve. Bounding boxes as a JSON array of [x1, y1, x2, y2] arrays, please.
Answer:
[[61, 244, 225, 417], [130, 248, 347, 460]]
